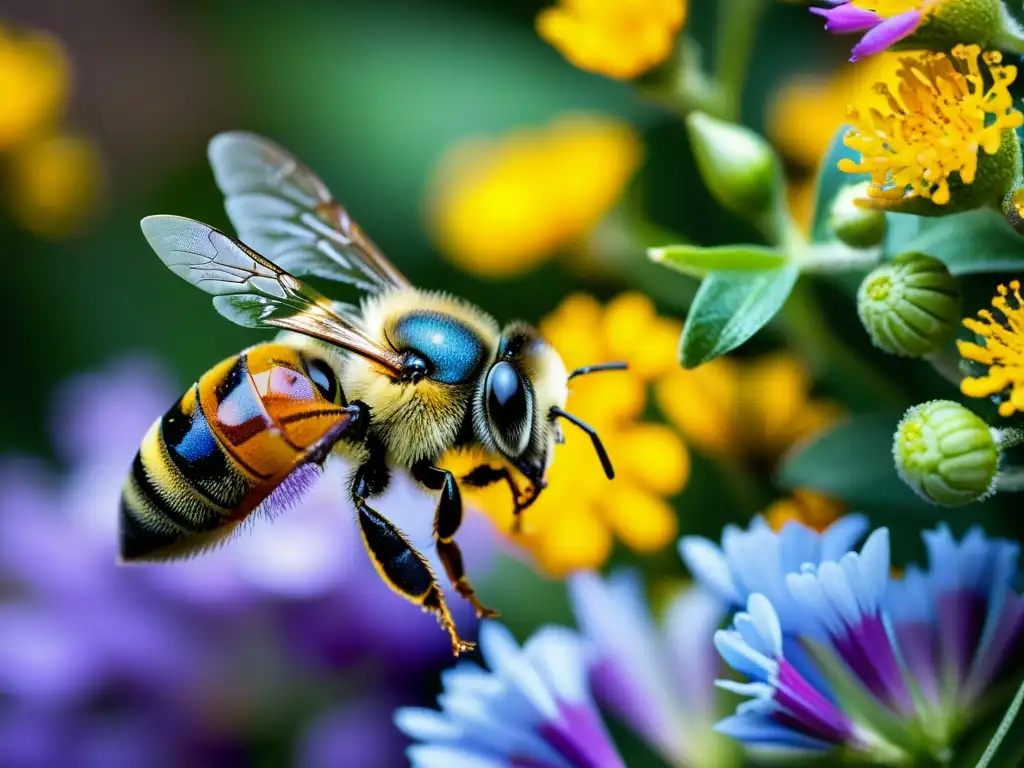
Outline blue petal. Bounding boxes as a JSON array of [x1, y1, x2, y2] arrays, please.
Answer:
[[407, 745, 508, 768], [714, 629, 777, 681], [714, 714, 835, 751], [820, 514, 869, 562], [679, 537, 741, 603], [394, 708, 462, 741]]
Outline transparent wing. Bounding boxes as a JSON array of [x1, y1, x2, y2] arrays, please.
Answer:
[[207, 131, 410, 292], [140, 215, 404, 374]]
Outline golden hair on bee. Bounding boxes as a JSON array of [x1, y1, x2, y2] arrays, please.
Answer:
[[125, 131, 626, 655]]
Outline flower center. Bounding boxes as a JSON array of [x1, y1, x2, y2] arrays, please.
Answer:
[[839, 45, 1023, 205]]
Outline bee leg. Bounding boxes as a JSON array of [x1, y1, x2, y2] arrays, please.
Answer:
[[413, 462, 499, 620], [352, 484, 474, 656], [460, 464, 529, 534]]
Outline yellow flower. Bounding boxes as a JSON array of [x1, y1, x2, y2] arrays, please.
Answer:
[[428, 115, 641, 278], [8, 132, 103, 239], [449, 292, 688, 577], [839, 45, 1022, 208], [0, 26, 67, 150], [655, 352, 842, 466], [536, 0, 686, 80], [764, 488, 845, 533], [959, 281, 1024, 417], [768, 53, 903, 230]]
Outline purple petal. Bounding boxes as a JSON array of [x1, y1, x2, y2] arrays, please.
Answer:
[[895, 621, 941, 706], [833, 613, 914, 716], [811, 4, 882, 34], [540, 703, 627, 768], [937, 590, 988, 689], [850, 10, 922, 61], [774, 659, 855, 743]]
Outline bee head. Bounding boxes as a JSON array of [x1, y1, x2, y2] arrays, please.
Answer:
[[475, 323, 624, 495]]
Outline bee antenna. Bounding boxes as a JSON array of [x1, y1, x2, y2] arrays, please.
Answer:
[[567, 361, 628, 381], [550, 407, 615, 479]]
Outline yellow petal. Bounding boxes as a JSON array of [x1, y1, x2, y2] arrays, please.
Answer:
[[614, 422, 689, 495], [0, 28, 68, 150], [655, 359, 739, 457], [530, 504, 613, 576], [8, 132, 103, 238], [600, 483, 678, 553]]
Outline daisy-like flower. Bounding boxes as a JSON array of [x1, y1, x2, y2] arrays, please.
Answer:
[[810, 0, 939, 61], [429, 115, 641, 278], [713, 523, 1024, 760], [839, 45, 1023, 211], [395, 621, 627, 768], [959, 281, 1024, 417], [679, 514, 869, 634], [449, 292, 688, 576], [536, 0, 687, 80], [569, 571, 738, 768]]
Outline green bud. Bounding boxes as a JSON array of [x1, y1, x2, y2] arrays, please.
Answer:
[[893, 400, 1000, 507], [857, 253, 961, 358], [828, 182, 887, 249], [896, 0, 1024, 55], [686, 111, 780, 223]]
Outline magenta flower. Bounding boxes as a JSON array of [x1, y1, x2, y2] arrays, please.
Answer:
[[810, 1, 938, 61]]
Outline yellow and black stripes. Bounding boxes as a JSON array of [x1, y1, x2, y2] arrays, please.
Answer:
[[120, 378, 257, 561], [120, 343, 358, 562]]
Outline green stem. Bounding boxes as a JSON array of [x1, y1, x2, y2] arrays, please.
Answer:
[[781, 280, 907, 407], [976, 678, 1024, 768], [713, 0, 765, 122]]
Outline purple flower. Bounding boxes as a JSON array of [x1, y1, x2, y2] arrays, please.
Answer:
[[810, 1, 936, 61], [713, 523, 1024, 759], [569, 571, 737, 767], [395, 622, 627, 768], [0, 356, 497, 765]]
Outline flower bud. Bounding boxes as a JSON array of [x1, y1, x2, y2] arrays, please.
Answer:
[[686, 111, 779, 223], [857, 253, 961, 358], [905, 0, 1023, 55], [828, 182, 886, 249], [894, 400, 1000, 507]]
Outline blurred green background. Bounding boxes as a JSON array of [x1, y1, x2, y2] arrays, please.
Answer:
[[0, 0, 839, 456]]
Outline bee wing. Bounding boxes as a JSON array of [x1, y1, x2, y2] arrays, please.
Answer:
[[207, 131, 410, 292], [140, 215, 404, 375]]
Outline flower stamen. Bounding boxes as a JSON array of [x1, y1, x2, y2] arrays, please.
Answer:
[[959, 281, 1024, 416], [839, 45, 1022, 207]]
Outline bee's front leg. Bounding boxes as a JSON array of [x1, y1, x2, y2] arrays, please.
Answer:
[[351, 459, 473, 656], [460, 464, 531, 533], [412, 461, 499, 620]]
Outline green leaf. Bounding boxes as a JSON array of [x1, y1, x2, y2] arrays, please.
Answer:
[[779, 413, 933, 510], [649, 244, 787, 277], [680, 265, 799, 368], [891, 209, 1024, 275], [810, 125, 866, 244]]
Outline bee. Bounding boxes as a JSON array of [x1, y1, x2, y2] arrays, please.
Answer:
[[120, 132, 624, 654]]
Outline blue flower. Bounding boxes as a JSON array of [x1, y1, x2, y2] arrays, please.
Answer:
[[680, 514, 869, 634], [568, 571, 737, 768], [713, 524, 1024, 761], [395, 621, 627, 768]]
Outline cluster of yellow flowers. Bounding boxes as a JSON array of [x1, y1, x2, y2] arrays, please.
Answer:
[[447, 292, 841, 575], [0, 25, 102, 238]]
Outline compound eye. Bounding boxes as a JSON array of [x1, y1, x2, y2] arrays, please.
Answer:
[[485, 361, 532, 457], [307, 358, 338, 403]]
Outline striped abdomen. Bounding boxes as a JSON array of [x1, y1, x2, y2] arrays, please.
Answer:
[[120, 343, 357, 561]]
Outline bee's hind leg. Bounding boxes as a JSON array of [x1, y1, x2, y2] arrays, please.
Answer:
[[412, 461, 499, 620], [352, 462, 474, 656]]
